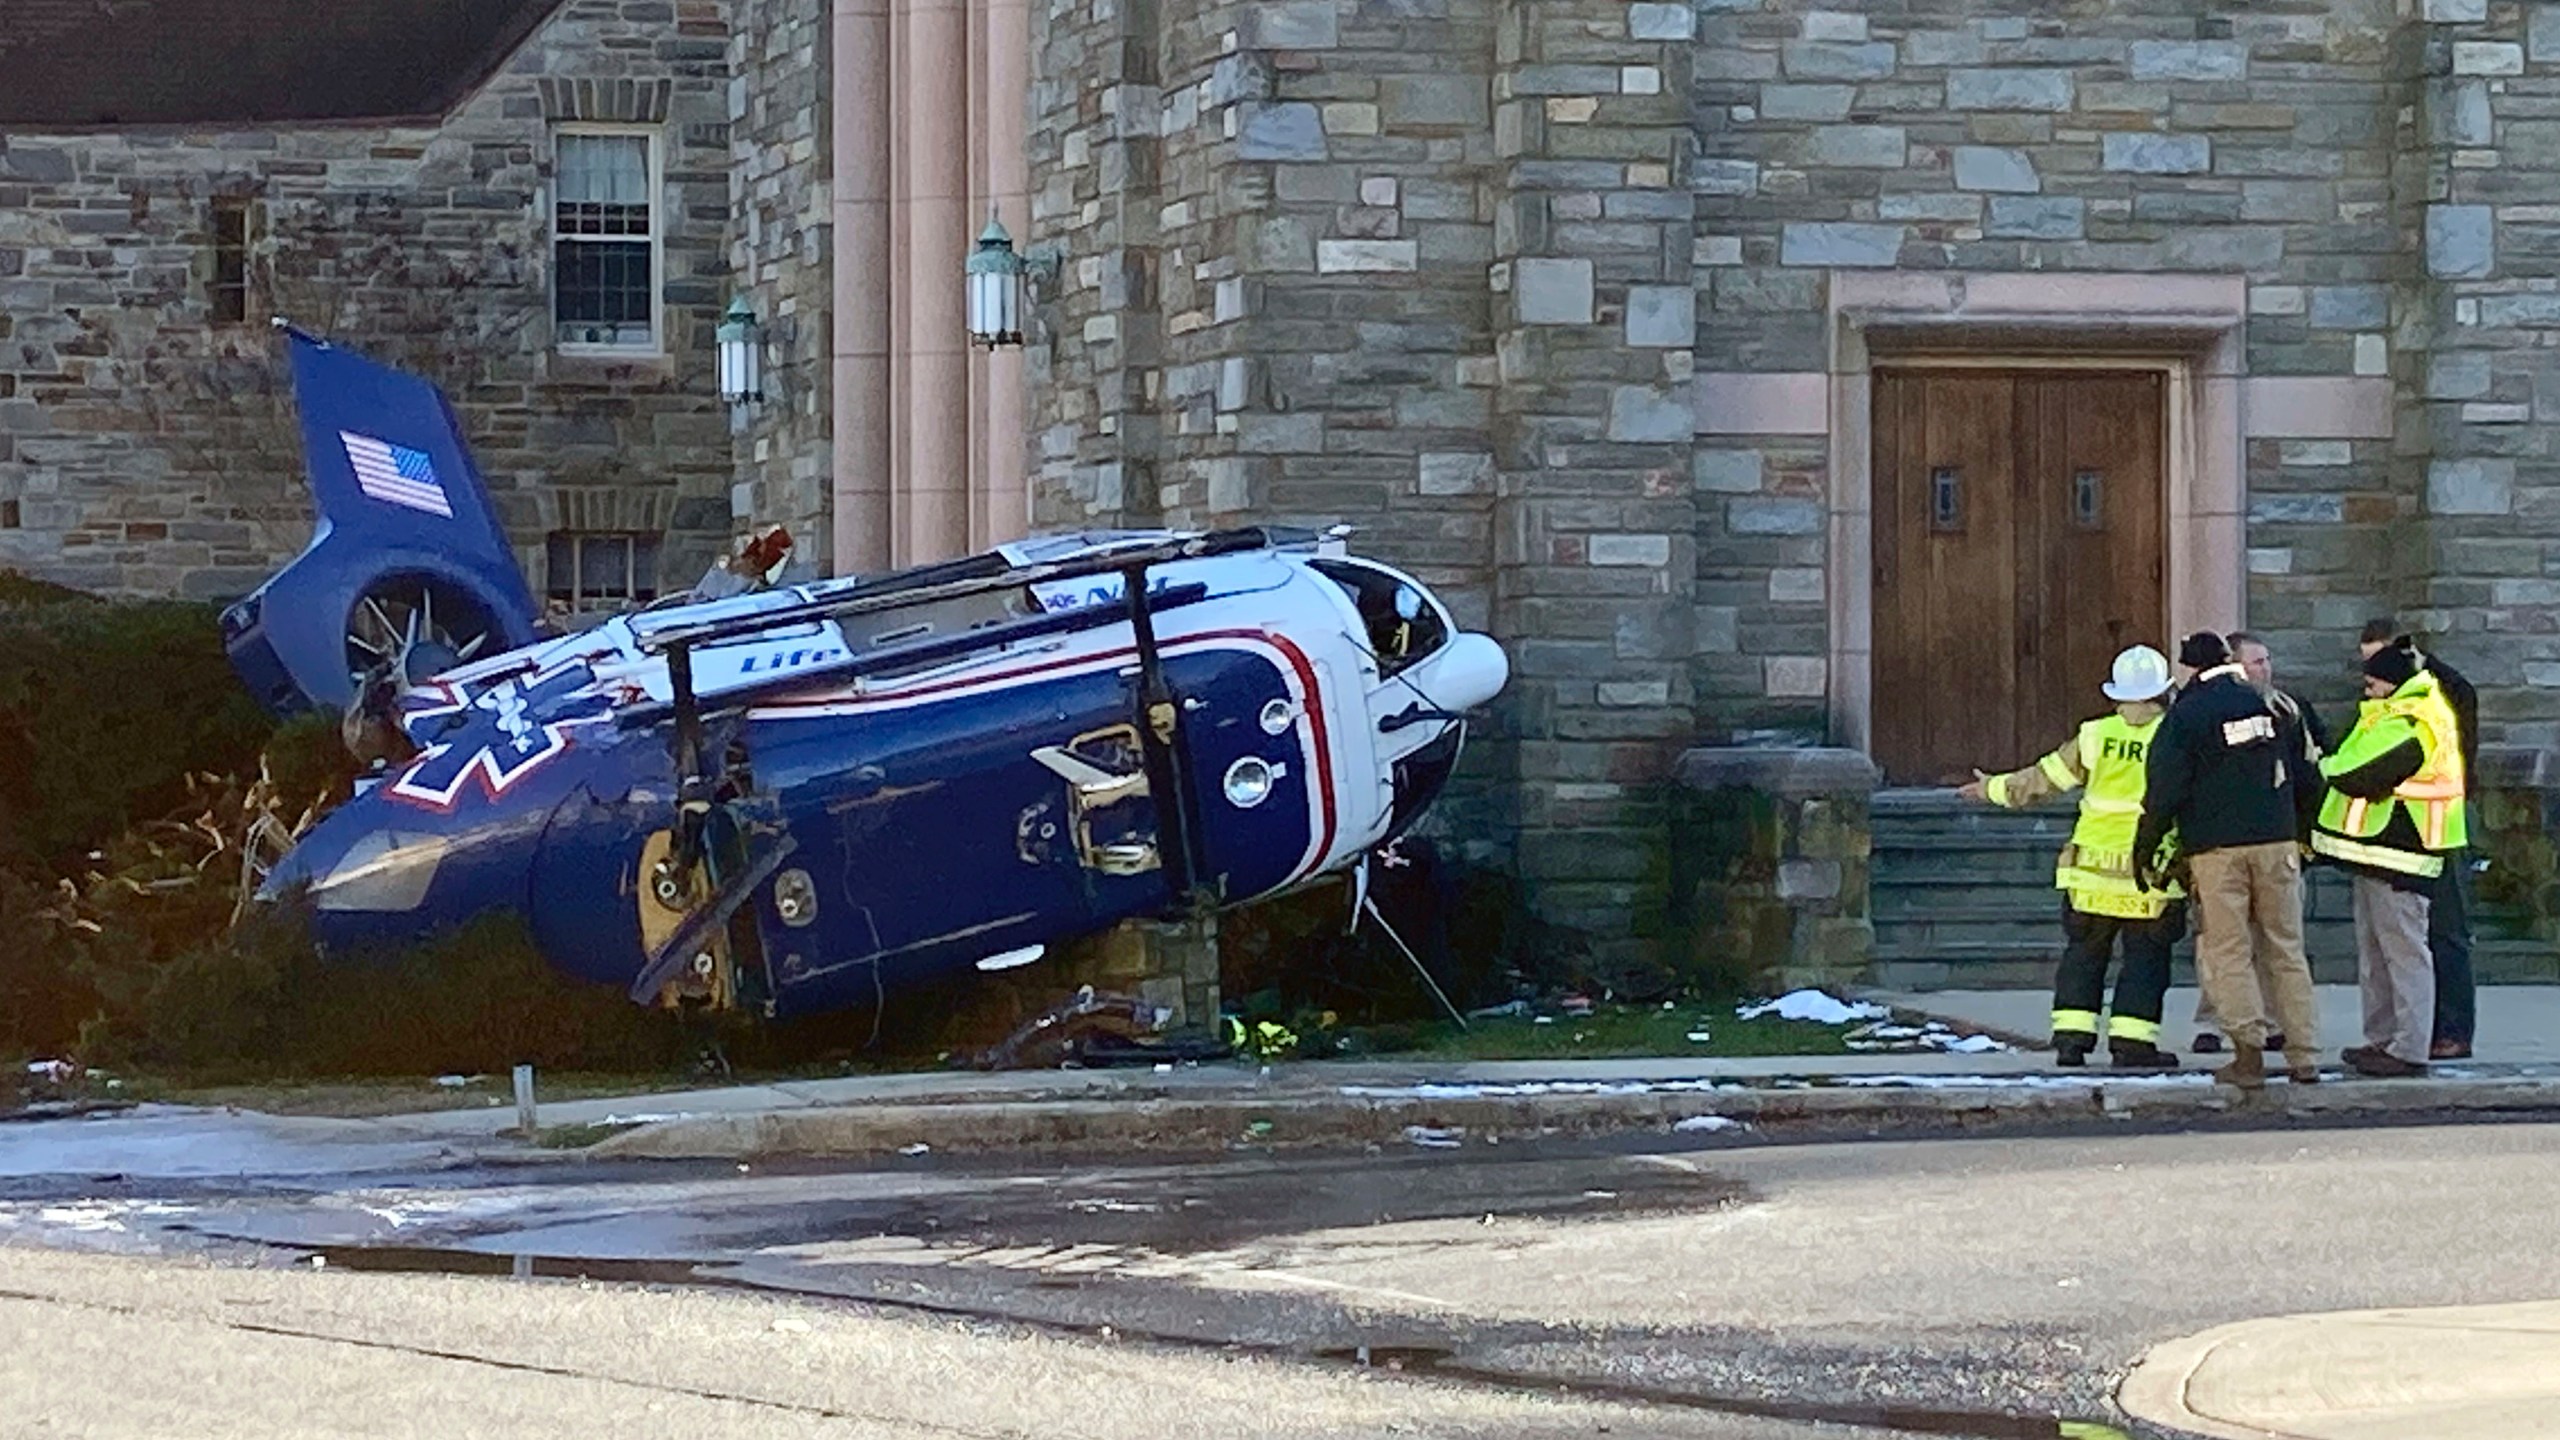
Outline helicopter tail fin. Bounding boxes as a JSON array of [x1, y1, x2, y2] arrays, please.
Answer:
[[218, 325, 543, 716]]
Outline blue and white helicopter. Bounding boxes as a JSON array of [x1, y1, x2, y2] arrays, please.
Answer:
[[218, 327, 1509, 1022]]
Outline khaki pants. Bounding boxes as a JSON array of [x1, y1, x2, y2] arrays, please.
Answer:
[[2190, 842, 2319, 1061], [2354, 875, 2434, 1065]]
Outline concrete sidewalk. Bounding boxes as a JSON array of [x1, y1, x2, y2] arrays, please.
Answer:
[[265, 982, 2557, 1161], [1873, 983, 2560, 1065], [2118, 1299, 2560, 1439]]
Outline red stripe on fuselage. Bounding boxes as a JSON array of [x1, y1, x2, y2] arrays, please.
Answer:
[[747, 628, 1344, 885]]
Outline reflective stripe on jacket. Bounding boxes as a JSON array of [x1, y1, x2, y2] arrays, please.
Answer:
[[1989, 711, 2177, 919], [2312, 673, 2468, 880]]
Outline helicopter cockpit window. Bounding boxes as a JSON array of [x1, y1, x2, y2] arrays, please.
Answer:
[[1309, 559, 1449, 677]]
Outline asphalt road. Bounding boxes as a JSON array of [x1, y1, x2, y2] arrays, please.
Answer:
[[8, 1111, 2560, 1438]]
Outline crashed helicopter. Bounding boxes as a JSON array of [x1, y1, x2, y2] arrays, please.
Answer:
[[217, 326, 1509, 1022]]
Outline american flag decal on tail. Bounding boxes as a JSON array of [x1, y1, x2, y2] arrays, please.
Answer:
[[340, 430, 454, 518]]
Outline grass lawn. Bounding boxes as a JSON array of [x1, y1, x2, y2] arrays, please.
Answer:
[[15, 996, 1937, 1117], [78, 1070, 759, 1119], [1331, 1001, 1865, 1062]]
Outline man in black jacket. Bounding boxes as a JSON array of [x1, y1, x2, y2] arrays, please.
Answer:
[[2362, 618, 2478, 1059], [2135, 632, 2321, 1088], [2189, 631, 2327, 1055]]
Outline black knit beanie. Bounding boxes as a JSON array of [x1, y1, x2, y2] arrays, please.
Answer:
[[2177, 631, 2231, 670], [2364, 640, 2421, 688]]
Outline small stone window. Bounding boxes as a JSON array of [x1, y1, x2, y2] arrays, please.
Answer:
[[0, 499, 20, 529], [208, 199, 251, 326], [552, 128, 659, 351], [545, 530, 661, 614]]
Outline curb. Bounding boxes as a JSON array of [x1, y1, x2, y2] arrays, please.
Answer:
[[583, 1072, 2560, 1162], [2116, 1323, 2299, 1440]]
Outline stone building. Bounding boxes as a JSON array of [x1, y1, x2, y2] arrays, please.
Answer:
[[7, 0, 2559, 981], [1018, 0, 2560, 977], [0, 0, 739, 608]]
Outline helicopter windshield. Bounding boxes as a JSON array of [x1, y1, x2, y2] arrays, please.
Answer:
[[1308, 558, 1449, 678]]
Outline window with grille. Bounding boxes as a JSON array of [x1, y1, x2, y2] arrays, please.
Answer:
[[208, 199, 250, 325], [545, 531, 662, 612], [553, 130, 657, 350]]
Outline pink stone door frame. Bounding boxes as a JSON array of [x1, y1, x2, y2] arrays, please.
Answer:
[[1822, 273, 2250, 758]]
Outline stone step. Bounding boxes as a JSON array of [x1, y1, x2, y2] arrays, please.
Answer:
[[1873, 825, 2088, 845], [1870, 938, 2552, 990], [1873, 787, 2073, 819]]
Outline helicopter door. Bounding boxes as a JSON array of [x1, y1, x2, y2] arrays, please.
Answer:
[[1029, 723, 1165, 878]]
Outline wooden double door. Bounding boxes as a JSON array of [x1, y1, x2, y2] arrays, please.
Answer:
[[1870, 368, 2169, 786]]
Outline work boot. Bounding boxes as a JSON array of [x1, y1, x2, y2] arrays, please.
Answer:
[[2285, 1051, 2321, 1084], [2214, 1045, 2266, 1090], [2192, 1032, 2225, 1054], [2107, 1041, 2180, 1071], [2053, 1034, 2095, 1068], [2430, 1039, 2474, 1061], [2264, 1033, 2287, 1054], [2347, 1049, 2428, 1079]]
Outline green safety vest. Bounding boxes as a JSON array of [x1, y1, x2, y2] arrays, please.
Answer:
[[2313, 673, 2467, 879], [1990, 712, 2177, 920]]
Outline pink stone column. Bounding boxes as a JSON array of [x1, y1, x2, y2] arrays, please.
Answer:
[[899, 0, 972, 563], [964, 0, 992, 550], [831, 0, 892, 573], [980, 0, 1031, 546]]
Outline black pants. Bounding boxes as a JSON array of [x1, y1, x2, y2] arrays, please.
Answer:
[[2431, 854, 2475, 1049], [2054, 900, 2189, 1049]]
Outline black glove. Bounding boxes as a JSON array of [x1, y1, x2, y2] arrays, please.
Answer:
[[2132, 852, 2162, 893]]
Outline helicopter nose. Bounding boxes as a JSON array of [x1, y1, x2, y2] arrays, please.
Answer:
[[1430, 632, 1510, 712]]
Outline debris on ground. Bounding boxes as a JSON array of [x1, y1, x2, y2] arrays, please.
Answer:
[[1403, 1124, 1465, 1149], [1736, 989, 1893, 1025], [1844, 1019, 2011, 1055], [962, 986, 1212, 1070]]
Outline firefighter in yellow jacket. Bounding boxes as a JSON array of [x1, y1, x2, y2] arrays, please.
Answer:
[[1958, 646, 2185, 1070]]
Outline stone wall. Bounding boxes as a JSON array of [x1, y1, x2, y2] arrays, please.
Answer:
[[0, 0, 734, 603], [1027, 0, 1715, 968], [728, 0, 836, 561], [1689, 0, 2416, 737], [2401, 0, 2560, 754]]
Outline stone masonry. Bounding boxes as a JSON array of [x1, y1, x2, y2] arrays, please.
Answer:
[[0, 0, 736, 603], [1027, 0, 1709, 974], [2405, 0, 2560, 751], [1688, 0, 2560, 749], [1023, 0, 2560, 976], [1693, 0, 2411, 737], [728, 0, 836, 561]]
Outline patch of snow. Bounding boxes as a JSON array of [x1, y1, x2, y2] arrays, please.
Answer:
[[1402, 1125, 1465, 1149], [1828, 1072, 2212, 1091], [594, 1112, 691, 1127], [896, 1143, 932, 1157], [1342, 1079, 1743, 1102], [1672, 1115, 1744, 1133], [1736, 989, 1892, 1025], [1937, 1034, 2007, 1054]]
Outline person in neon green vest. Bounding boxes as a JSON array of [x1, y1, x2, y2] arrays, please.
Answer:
[[2312, 638, 2469, 1078], [1958, 645, 2185, 1070]]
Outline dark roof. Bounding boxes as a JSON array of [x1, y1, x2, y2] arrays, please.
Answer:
[[0, 0, 565, 128]]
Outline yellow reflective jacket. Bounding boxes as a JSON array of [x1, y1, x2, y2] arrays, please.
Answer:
[[1986, 708, 2180, 919], [2313, 672, 2467, 881]]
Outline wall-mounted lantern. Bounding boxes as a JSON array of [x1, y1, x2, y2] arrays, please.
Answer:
[[965, 212, 1060, 350], [716, 296, 764, 405]]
